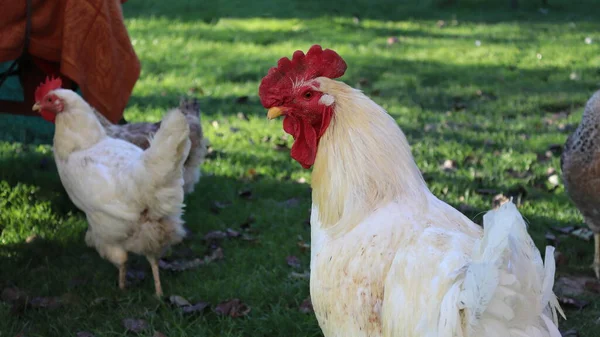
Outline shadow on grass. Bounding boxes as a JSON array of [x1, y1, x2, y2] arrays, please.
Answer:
[[122, 0, 599, 24], [128, 55, 596, 132]]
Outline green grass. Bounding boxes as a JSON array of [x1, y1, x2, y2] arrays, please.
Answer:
[[1, 0, 600, 335]]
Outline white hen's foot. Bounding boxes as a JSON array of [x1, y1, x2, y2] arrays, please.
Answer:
[[148, 256, 163, 297], [592, 233, 600, 279]]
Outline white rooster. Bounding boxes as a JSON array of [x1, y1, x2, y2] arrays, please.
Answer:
[[33, 77, 190, 296], [259, 45, 564, 337]]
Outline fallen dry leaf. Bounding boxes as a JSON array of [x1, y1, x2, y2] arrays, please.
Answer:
[[297, 240, 310, 252], [159, 247, 223, 271], [387, 36, 399, 45], [205, 247, 224, 263], [299, 298, 313, 313], [214, 299, 251, 318], [159, 258, 203, 271], [1, 287, 27, 303], [560, 329, 579, 337], [247, 168, 258, 178], [39, 157, 50, 170], [286, 256, 302, 269], [169, 295, 192, 307], [475, 189, 499, 196], [452, 98, 467, 111], [547, 144, 563, 156], [506, 185, 527, 203], [492, 194, 510, 209], [76, 332, 95, 337], [545, 232, 558, 246], [273, 141, 289, 151], [424, 123, 437, 132], [226, 228, 241, 238], [188, 86, 204, 95], [238, 189, 253, 199], [441, 159, 456, 172], [558, 296, 589, 310], [168, 245, 195, 259], [91, 297, 107, 306], [536, 150, 554, 162], [554, 276, 599, 297], [584, 280, 600, 293], [204, 231, 228, 240], [505, 168, 531, 179], [169, 295, 209, 314], [240, 215, 256, 230], [548, 174, 560, 188], [126, 269, 146, 287], [235, 96, 249, 104], [474, 89, 497, 101], [554, 250, 568, 266], [290, 271, 310, 280], [357, 78, 370, 87], [30, 296, 62, 309], [457, 203, 477, 213], [553, 226, 576, 234], [280, 198, 301, 208], [241, 234, 258, 242], [123, 318, 148, 333], [210, 201, 232, 214], [182, 301, 210, 315], [571, 228, 594, 241], [68, 276, 90, 289]]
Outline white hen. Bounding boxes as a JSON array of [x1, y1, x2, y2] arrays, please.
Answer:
[[33, 77, 190, 296]]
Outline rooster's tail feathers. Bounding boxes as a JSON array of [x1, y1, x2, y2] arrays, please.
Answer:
[[454, 201, 563, 337]]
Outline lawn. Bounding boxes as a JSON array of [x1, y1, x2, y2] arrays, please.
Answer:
[[1, 0, 600, 335]]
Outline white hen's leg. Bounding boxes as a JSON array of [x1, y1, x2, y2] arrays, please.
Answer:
[[101, 245, 128, 291], [147, 256, 163, 297], [118, 263, 127, 290], [593, 233, 600, 279]]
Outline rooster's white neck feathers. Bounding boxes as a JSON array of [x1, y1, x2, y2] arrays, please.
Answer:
[[310, 78, 428, 235]]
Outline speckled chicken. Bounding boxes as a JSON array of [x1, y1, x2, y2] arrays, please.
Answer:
[[561, 90, 600, 278], [94, 98, 209, 194]]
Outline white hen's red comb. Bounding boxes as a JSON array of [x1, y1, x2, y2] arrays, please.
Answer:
[[34, 76, 62, 102]]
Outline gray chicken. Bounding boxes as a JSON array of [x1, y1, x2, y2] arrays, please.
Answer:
[[94, 98, 209, 194]]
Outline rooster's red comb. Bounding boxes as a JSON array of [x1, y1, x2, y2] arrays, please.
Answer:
[[259, 45, 347, 108], [34, 76, 63, 102]]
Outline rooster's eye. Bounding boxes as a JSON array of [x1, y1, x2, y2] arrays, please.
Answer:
[[47, 97, 52, 102], [303, 91, 312, 100]]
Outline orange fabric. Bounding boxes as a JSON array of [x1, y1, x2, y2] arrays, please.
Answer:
[[0, 0, 139, 123]]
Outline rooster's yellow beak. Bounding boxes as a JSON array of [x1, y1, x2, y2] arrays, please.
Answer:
[[267, 107, 284, 120], [32, 103, 41, 112]]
